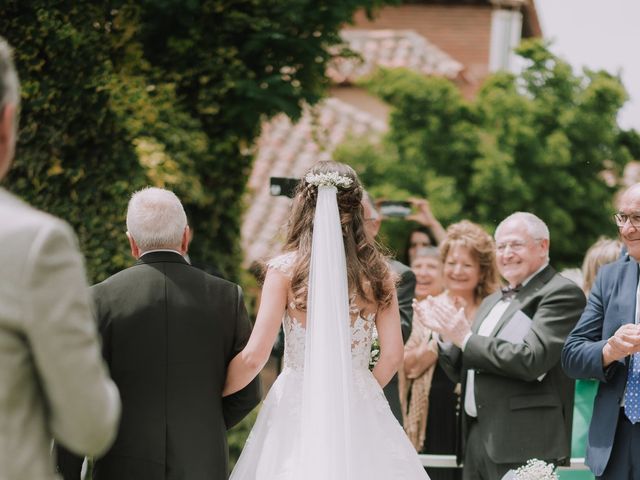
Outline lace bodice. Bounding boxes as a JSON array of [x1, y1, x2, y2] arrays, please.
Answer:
[[268, 252, 376, 371]]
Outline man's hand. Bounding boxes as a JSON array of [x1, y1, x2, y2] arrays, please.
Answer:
[[602, 323, 640, 367], [413, 296, 471, 348]]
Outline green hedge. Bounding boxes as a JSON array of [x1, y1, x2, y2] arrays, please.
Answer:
[[1, 0, 395, 282]]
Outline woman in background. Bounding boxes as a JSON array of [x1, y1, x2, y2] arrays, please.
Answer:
[[405, 221, 500, 480], [400, 246, 444, 451], [403, 199, 447, 265]]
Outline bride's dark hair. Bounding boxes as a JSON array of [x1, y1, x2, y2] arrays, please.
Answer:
[[283, 161, 394, 311]]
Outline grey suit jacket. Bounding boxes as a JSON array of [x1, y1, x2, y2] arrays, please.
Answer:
[[0, 188, 120, 479], [440, 266, 585, 465]]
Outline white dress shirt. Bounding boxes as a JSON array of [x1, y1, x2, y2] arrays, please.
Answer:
[[464, 263, 549, 417]]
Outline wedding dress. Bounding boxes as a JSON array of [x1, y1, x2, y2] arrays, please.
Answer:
[[230, 186, 430, 480]]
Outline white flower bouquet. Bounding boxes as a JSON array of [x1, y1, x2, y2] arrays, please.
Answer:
[[369, 326, 380, 370], [502, 459, 559, 480]]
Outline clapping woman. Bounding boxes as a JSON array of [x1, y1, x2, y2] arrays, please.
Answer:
[[407, 221, 499, 480]]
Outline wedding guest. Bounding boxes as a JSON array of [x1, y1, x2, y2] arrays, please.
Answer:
[[421, 212, 585, 480], [582, 237, 623, 295], [560, 237, 621, 480], [0, 36, 120, 479], [414, 221, 500, 480], [57, 187, 261, 480], [562, 215, 639, 479], [400, 246, 444, 452], [362, 191, 416, 424], [403, 198, 447, 265]]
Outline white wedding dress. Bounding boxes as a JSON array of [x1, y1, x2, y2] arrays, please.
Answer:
[[229, 252, 430, 480]]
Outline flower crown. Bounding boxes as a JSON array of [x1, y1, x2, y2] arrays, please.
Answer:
[[305, 171, 353, 189]]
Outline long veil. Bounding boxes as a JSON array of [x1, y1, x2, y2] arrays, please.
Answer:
[[294, 185, 355, 479]]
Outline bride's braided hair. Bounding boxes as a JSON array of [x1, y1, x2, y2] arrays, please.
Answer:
[[283, 161, 394, 311]]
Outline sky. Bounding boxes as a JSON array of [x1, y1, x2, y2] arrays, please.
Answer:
[[535, 0, 640, 132]]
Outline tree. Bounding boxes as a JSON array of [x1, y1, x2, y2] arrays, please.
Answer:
[[1, 0, 395, 281], [335, 39, 635, 267]]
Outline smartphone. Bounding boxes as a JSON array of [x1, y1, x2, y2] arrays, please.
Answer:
[[378, 200, 412, 218], [269, 177, 300, 198]]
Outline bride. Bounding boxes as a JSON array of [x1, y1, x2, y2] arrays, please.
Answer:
[[223, 161, 430, 480]]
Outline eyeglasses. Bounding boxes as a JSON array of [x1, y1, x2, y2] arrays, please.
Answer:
[[496, 240, 540, 253], [613, 212, 640, 228]]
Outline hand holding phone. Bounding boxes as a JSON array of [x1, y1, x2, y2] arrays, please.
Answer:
[[377, 200, 412, 218], [269, 177, 300, 198]]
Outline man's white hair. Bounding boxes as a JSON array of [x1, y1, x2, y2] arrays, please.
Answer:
[[126, 187, 187, 252], [495, 211, 550, 241], [0, 37, 20, 112]]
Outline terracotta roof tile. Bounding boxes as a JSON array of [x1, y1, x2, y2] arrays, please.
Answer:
[[242, 28, 462, 268], [241, 98, 386, 267], [328, 29, 464, 83]]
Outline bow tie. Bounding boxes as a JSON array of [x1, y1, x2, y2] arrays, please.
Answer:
[[501, 284, 522, 301]]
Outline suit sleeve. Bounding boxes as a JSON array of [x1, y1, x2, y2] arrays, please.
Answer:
[[223, 285, 262, 429], [55, 446, 84, 480], [22, 221, 120, 456], [56, 286, 111, 478], [438, 341, 463, 384], [562, 269, 621, 382], [396, 268, 415, 343], [463, 281, 586, 381]]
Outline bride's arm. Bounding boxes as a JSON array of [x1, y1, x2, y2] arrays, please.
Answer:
[[372, 291, 404, 388], [223, 268, 288, 397]]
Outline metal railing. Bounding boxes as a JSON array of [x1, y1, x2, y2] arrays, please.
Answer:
[[419, 454, 590, 471]]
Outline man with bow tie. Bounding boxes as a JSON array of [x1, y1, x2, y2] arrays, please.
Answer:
[[415, 212, 585, 480], [563, 183, 640, 479]]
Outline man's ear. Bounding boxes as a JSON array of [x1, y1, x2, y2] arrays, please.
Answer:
[[539, 238, 550, 257], [180, 226, 190, 255], [127, 231, 140, 259], [0, 104, 17, 180]]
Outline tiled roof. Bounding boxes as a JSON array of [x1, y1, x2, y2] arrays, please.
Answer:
[[241, 98, 386, 267], [328, 29, 464, 84], [242, 29, 463, 268]]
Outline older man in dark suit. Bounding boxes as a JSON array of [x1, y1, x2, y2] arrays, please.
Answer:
[[563, 183, 640, 479], [58, 187, 261, 480], [418, 212, 585, 480]]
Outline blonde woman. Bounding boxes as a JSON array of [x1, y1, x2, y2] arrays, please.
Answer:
[[408, 221, 499, 480]]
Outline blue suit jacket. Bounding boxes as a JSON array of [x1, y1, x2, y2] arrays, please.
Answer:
[[562, 255, 639, 477]]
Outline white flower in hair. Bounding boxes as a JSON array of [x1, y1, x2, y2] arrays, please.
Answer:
[[305, 171, 353, 189]]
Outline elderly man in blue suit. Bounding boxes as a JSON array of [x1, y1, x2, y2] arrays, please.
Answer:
[[563, 183, 640, 479]]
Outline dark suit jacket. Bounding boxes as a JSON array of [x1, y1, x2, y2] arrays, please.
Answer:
[[562, 255, 638, 476], [383, 260, 415, 423], [57, 252, 261, 480], [440, 265, 585, 465]]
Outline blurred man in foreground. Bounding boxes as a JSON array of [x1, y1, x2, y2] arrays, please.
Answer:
[[0, 36, 120, 479]]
